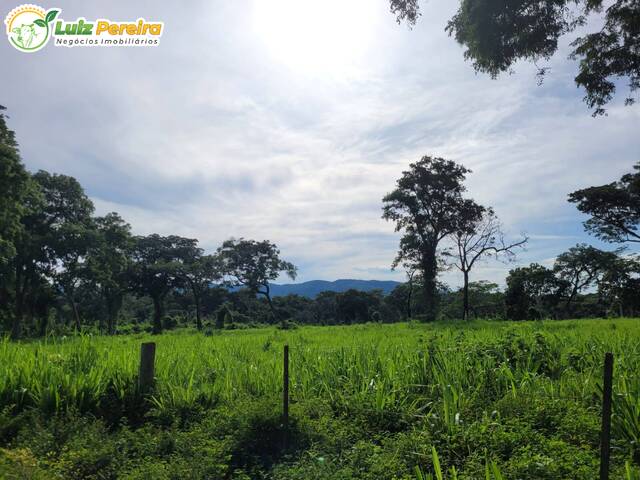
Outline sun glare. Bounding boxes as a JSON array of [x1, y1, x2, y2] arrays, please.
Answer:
[[253, 0, 375, 75]]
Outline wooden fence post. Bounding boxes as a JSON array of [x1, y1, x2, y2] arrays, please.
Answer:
[[283, 344, 289, 428], [139, 342, 156, 393], [599, 352, 614, 480]]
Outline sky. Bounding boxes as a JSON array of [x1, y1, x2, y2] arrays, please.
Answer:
[[2, 0, 639, 287]]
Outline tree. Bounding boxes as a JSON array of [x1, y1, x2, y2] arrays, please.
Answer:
[[215, 303, 231, 329], [53, 223, 94, 332], [7, 182, 46, 339], [447, 208, 527, 320], [387, 283, 411, 319], [273, 294, 316, 324], [505, 263, 567, 320], [217, 238, 297, 322], [439, 280, 505, 320], [553, 243, 620, 314], [312, 291, 339, 325], [34, 172, 95, 332], [390, 254, 420, 319], [382, 156, 483, 321], [598, 255, 640, 316], [335, 289, 382, 324], [86, 213, 133, 334], [0, 105, 32, 332], [0, 105, 30, 267], [569, 163, 640, 244], [403, 267, 417, 319], [182, 254, 221, 330], [465, 281, 504, 319], [389, 0, 420, 25], [9, 171, 94, 338], [199, 286, 230, 319], [391, 0, 640, 115], [129, 234, 199, 334]]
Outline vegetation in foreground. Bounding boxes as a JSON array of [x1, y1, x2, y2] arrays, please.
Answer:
[[1, 319, 639, 479]]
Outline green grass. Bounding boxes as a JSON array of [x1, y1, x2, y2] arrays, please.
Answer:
[[1, 319, 639, 479]]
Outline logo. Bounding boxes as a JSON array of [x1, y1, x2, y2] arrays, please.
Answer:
[[5, 4, 58, 52], [5, 4, 163, 52]]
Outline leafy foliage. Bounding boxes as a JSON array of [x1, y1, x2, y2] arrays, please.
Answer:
[[383, 156, 483, 321], [391, 0, 640, 114], [0, 105, 29, 268], [505, 263, 566, 320], [569, 162, 640, 243], [217, 238, 297, 322], [129, 234, 200, 334]]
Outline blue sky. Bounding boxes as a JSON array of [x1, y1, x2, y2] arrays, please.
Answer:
[[2, 0, 639, 286]]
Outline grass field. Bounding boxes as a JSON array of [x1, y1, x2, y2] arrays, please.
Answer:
[[1, 319, 639, 479]]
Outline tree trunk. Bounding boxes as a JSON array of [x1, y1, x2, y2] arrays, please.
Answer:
[[11, 266, 25, 340], [68, 294, 81, 332], [565, 287, 578, 318], [106, 304, 115, 335], [261, 284, 278, 323], [64, 288, 82, 332], [105, 290, 122, 335], [462, 270, 470, 321], [152, 294, 164, 334], [193, 288, 202, 331], [421, 246, 438, 322], [266, 293, 277, 323], [38, 313, 48, 337], [11, 304, 23, 340], [406, 271, 414, 319]]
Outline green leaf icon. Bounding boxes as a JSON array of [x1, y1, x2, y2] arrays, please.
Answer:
[[34, 19, 46, 28], [45, 10, 59, 23]]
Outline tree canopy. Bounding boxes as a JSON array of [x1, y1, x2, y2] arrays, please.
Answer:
[[553, 243, 620, 312], [569, 162, 640, 243], [390, 0, 640, 115], [0, 105, 30, 267], [505, 263, 566, 320], [86, 213, 133, 334], [382, 156, 483, 321], [129, 234, 200, 334], [181, 254, 221, 331], [217, 238, 297, 322]]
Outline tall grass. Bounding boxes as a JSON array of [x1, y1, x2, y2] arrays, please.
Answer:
[[1, 318, 639, 473]]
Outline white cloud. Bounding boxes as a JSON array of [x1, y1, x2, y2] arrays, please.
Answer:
[[2, 0, 638, 285]]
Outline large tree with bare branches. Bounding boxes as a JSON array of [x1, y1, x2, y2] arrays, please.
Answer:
[[383, 156, 483, 321], [447, 208, 528, 320]]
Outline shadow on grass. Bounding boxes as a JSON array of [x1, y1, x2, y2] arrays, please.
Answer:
[[230, 400, 311, 473]]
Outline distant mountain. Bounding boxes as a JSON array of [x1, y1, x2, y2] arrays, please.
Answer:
[[269, 279, 401, 298]]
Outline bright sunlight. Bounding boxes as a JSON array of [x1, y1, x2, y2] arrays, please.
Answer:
[[253, 0, 376, 75]]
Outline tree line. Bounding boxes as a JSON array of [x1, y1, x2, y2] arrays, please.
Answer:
[[382, 156, 639, 321], [0, 106, 300, 338], [1, 104, 638, 338]]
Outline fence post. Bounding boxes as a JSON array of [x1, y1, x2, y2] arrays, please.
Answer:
[[139, 342, 156, 394], [283, 344, 289, 445], [599, 352, 614, 480], [283, 344, 289, 424]]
